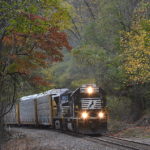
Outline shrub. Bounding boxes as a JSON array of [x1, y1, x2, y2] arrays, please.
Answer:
[[107, 96, 132, 121]]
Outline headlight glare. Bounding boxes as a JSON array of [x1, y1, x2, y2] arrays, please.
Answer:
[[87, 86, 93, 94], [98, 112, 104, 119], [81, 112, 88, 119]]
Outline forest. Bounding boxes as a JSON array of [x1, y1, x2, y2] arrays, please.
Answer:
[[0, 0, 150, 144]]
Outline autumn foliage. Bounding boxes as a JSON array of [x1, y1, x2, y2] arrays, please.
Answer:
[[2, 11, 72, 86], [121, 2, 150, 83]]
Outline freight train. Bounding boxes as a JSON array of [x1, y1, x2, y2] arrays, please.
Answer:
[[5, 84, 107, 134]]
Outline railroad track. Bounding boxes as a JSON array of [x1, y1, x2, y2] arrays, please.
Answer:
[[84, 136, 150, 150]]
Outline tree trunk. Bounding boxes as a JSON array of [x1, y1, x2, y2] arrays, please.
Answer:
[[130, 98, 143, 121], [0, 117, 5, 148], [129, 84, 145, 121]]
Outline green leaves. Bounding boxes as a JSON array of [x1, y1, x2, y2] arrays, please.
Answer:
[[73, 44, 107, 65]]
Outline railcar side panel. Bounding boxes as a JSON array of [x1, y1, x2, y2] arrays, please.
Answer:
[[37, 95, 52, 125], [20, 99, 36, 124]]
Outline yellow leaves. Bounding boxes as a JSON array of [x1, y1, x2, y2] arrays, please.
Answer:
[[121, 9, 150, 83], [50, 9, 72, 30], [6, 63, 18, 73]]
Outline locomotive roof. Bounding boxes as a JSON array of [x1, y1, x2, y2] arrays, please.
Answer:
[[20, 88, 69, 101]]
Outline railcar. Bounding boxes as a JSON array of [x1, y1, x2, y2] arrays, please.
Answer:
[[5, 84, 107, 134], [4, 89, 69, 126]]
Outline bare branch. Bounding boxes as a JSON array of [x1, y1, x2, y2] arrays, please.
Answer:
[[83, 0, 96, 20], [70, 16, 82, 40], [0, 80, 17, 119]]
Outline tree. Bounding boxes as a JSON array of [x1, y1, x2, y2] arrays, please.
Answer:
[[0, 0, 72, 140], [121, 1, 150, 83], [121, 0, 150, 120]]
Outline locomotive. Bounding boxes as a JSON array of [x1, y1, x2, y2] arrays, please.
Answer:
[[5, 84, 107, 134]]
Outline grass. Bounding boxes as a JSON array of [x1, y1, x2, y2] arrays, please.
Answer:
[[113, 126, 150, 138], [108, 119, 133, 133], [108, 118, 150, 138]]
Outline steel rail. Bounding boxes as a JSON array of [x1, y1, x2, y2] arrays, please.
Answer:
[[107, 136, 150, 147], [84, 136, 150, 150]]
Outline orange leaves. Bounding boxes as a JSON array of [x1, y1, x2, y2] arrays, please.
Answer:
[[3, 36, 13, 46], [30, 27, 72, 63], [35, 27, 72, 53], [8, 54, 17, 60], [11, 58, 37, 75], [3, 32, 27, 47], [48, 27, 72, 51], [33, 51, 47, 59], [31, 76, 50, 86]]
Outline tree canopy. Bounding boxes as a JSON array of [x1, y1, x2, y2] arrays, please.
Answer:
[[121, 1, 150, 83]]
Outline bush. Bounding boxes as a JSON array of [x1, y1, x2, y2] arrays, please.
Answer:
[[107, 96, 132, 121]]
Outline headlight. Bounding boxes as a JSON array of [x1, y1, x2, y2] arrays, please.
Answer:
[[98, 112, 105, 119], [87, 86, 93, 94], [81, 112, 88, 119]]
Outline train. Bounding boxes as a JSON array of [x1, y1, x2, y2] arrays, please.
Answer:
[[5, 84, 108, 134]]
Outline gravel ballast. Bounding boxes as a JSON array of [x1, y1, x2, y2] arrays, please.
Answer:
[[1, 128, 118, 150]]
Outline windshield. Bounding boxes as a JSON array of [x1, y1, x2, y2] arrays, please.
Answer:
[[80, 92, 100, 98]]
